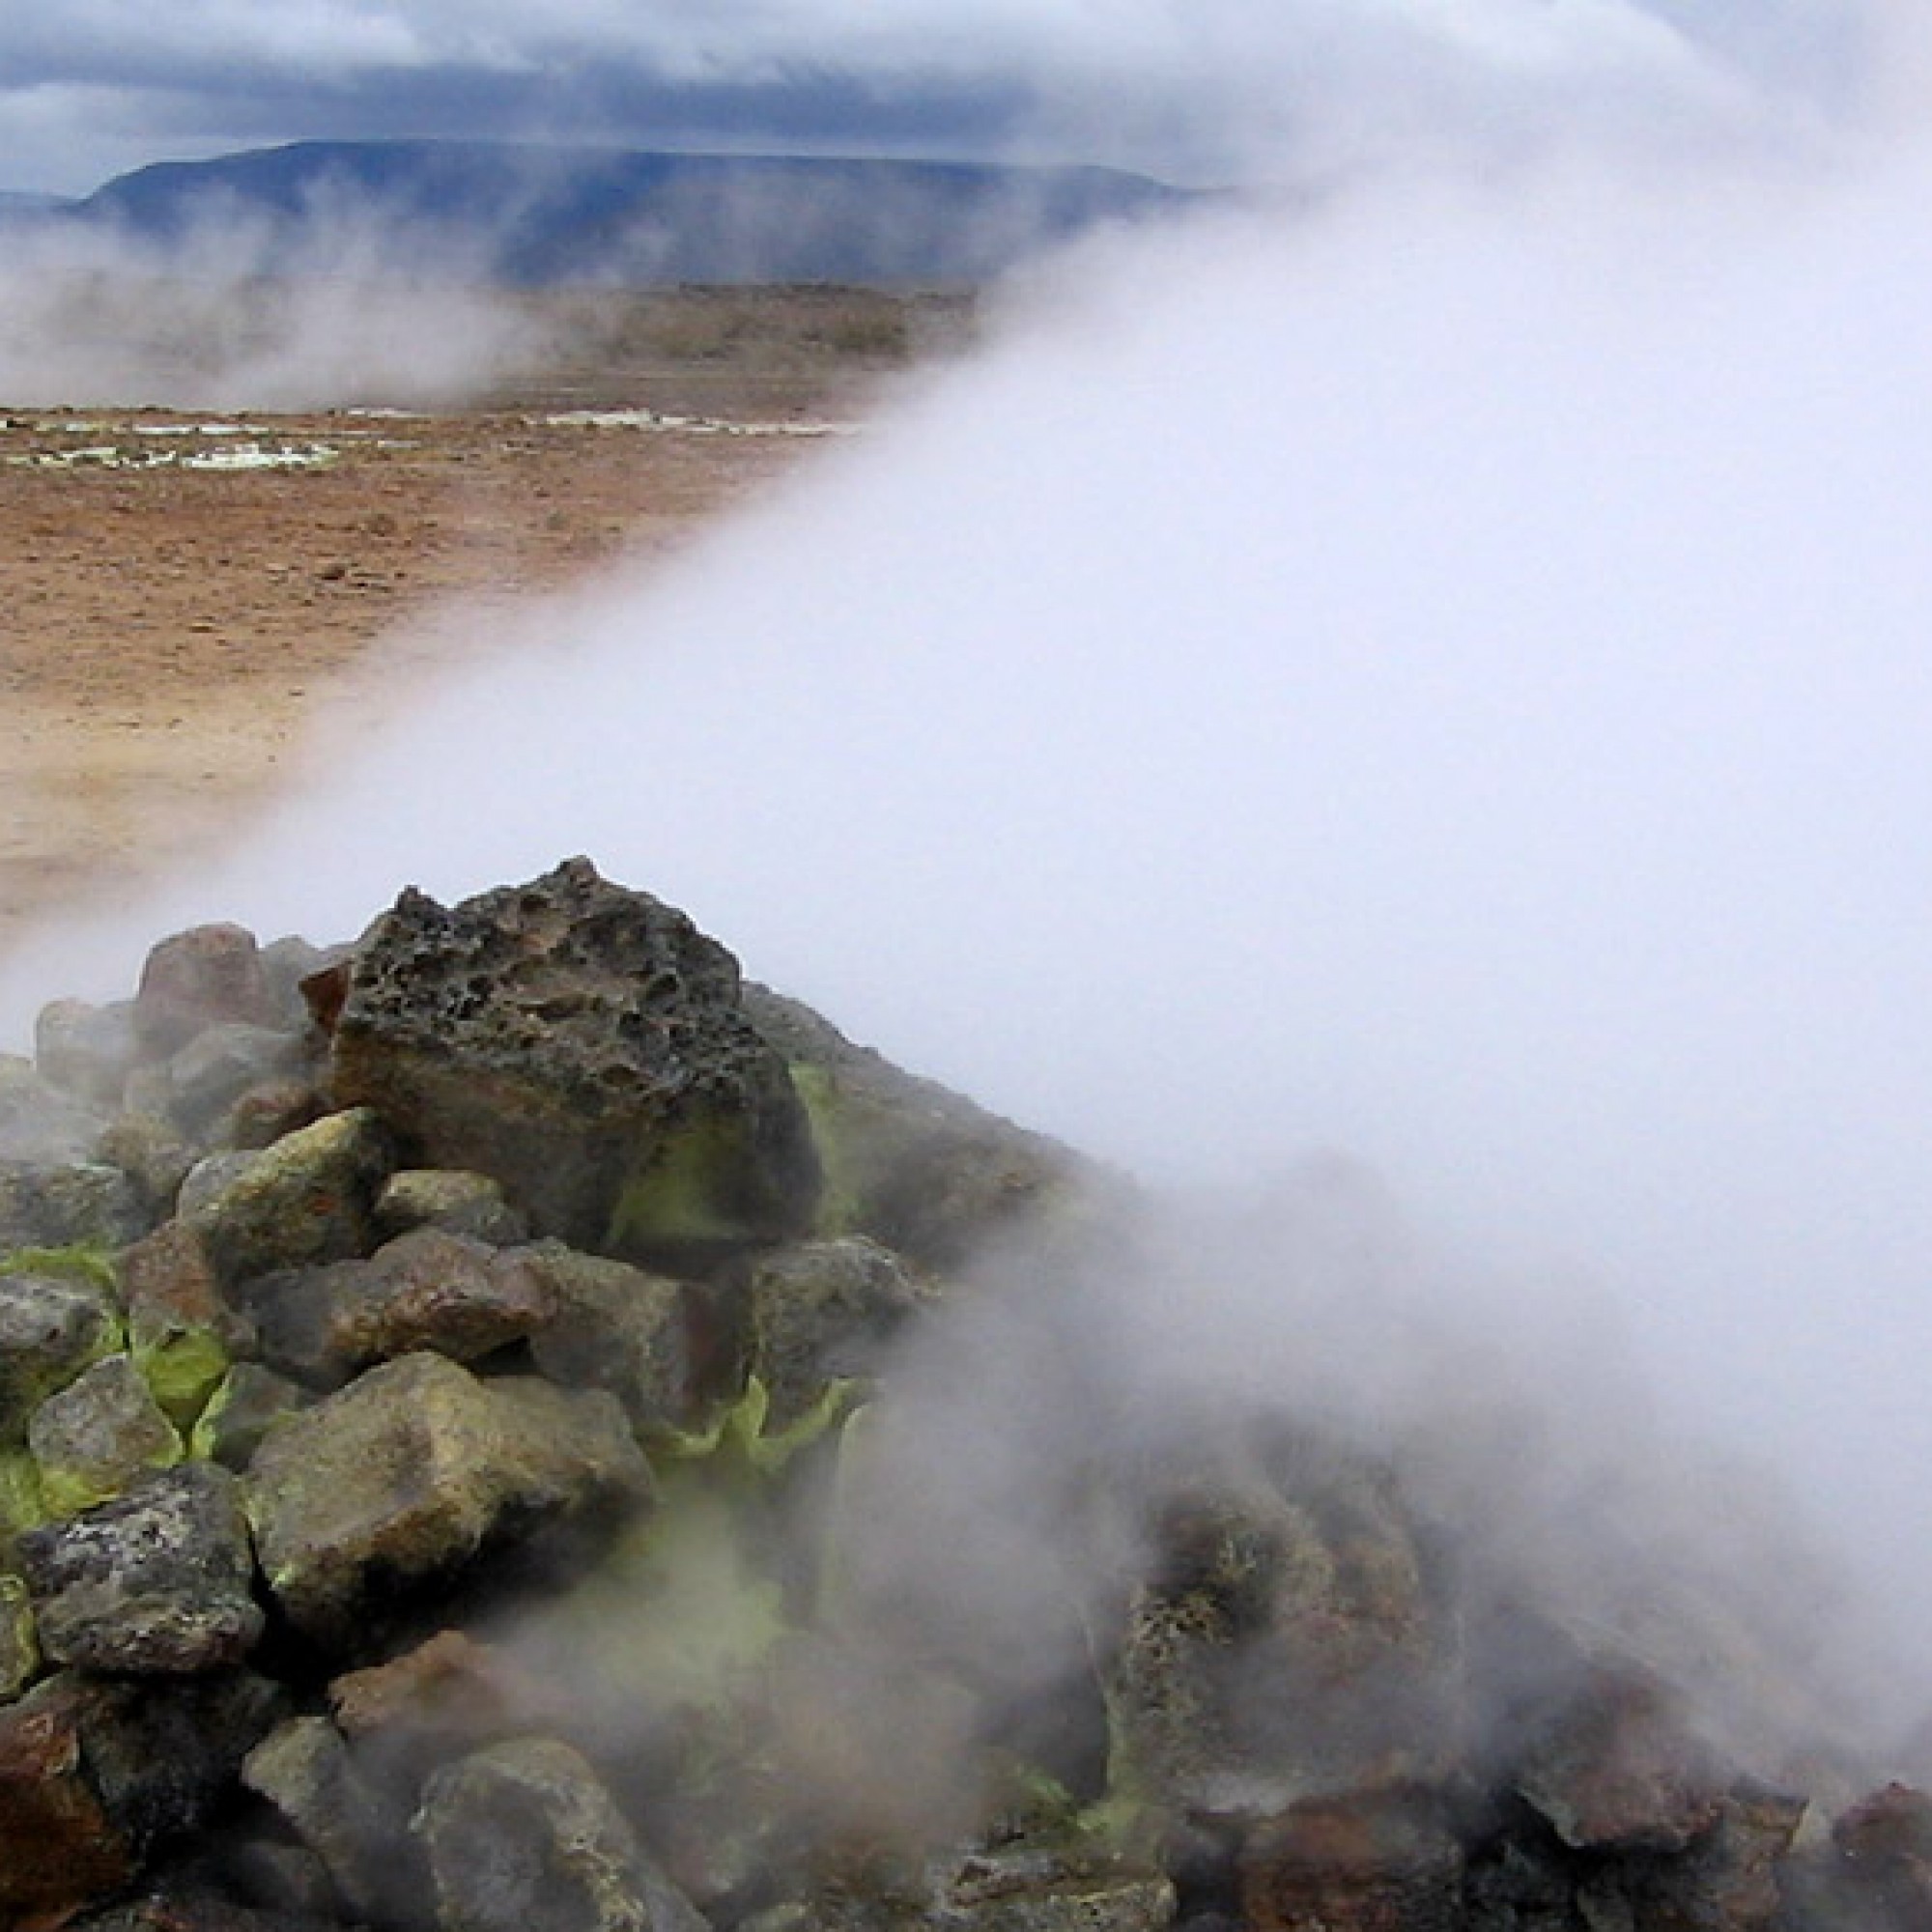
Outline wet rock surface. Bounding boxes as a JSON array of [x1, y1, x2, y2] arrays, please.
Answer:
[[0, 863, 1922, 1932]]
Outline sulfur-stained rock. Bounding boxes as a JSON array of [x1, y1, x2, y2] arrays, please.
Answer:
[[245, 1350, 652, 1651], [132, 923, 280, 1062], [376, 1167, 531, 1246], [119, 1219, 242, 1431], [0, 1574, 39, 1702], [18, 1462, 263, 1674], [29, 1351, 182, 1517], [324, 859, 821, 1268], [523, 1240, 713, 1435], [1239, 1792, 1463, 1932], [745, 984, 1088, 1271], [189, 1363, 311, 1471], [0, 1156, 150, 1252], [743, 1236, 923, 1430], [179, 1106, 395, 1286], [0, 1265, 122, 1439], [238, 1227, 554, 1390], [413, 1734, 710, 1932]]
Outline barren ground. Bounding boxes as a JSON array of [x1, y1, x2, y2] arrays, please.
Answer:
[[1, 286, 971, 960]]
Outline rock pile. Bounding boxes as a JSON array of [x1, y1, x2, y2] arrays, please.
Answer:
[[0, 858, 1918, 1930]]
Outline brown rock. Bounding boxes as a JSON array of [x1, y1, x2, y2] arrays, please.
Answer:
[[133, 924, 278, 1062]]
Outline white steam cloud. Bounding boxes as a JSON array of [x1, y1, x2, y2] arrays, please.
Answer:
[[10, 0, 1932, 1762]]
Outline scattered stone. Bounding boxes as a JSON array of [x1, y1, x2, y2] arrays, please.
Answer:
[[179, 1107, 395, 1286], [133, 923, 280, 1062], [375, 1166, 530, 1245], [239, 1227, 554, 1389], [413, 1735, 710, 1932], [0, 1265, 122, 1439], [245, 1351, 652, 1651], [33, 1000, 139, 1115], [18, 1463, 264, 1674], [1, 1049, 110, 1161], [29, 1351, 182, 1518], [242, 1716, 402, 1923], [744, 1236, 924, 1429], [0, 1157, 150, 1252], [524, 1240, 713, 1435], [324, 858, 821, 1266]]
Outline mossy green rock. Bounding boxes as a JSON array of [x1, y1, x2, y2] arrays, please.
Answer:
[[28, 1353, 182, 1519], [179, 1105, 395, 1285], [0, 1269, 122, 1440], [0, 1574, 39, 1701], [326, 860, 820, 1269], [245, 1350, 652, 1652]]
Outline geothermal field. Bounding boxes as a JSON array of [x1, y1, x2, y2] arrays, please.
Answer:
[[7, 97, 1932, 1932]]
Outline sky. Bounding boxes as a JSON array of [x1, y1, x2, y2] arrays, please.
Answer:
[[0, 0, 1881, 199]]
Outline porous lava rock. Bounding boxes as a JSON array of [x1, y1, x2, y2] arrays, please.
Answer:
[[322, 858, 822, 1267]]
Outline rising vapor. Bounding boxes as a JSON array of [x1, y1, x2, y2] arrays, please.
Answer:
[[8, 0, 1932, 1762]]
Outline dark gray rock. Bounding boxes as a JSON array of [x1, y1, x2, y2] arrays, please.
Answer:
[[179, 1107, 395, 1286], [28, 1351, 182, 1518], [132, 923, 280, 1062], [0, 1667, 281, 1925], [0, 1156, 150, 1252], [245, 1350, 652, 1651], [242, 1715, 409, 1922], [523, 1240, 711, 1435], [144, 1022, 311, 1144], [19, 1462, 264, 1673], [97, 1108, 201, 1221], [0, 1266, 121, 1438], [412, 1734, 710, 1932], [376, 1166, 531, 1245], [239, 1227, 554, 1390], [323, 858, 821, 1268], [744, 1236, 923, 1430], [188, 1363, 311, 1471]]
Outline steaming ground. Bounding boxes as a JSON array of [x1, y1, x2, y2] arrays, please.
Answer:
[[12, 124, 1932, 1745]]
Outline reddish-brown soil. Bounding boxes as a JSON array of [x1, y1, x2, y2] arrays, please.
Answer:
[[0, 287, 970, 956]]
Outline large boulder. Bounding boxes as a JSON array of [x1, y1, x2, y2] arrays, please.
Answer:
[[132, 923, 281, 1062], [320, 858, 821, 1268], [244, 1350, 652, 1652]]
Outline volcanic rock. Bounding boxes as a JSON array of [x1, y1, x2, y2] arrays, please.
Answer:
[[119, 1219, 242, 1430], [189, 1363, 311, 1471], [29, 1351, 183, 1517], [18, 1462, 264, 1673], [522, 1240, 714, 1435], [133, 923, 280, 1061], [414, 1735, 710, 1932], [1239, 1792, 1463, 1932], [237, 1227, 554, 1390], [744, 983, 1086, 1271], [244, 1350, 652, 1651], [374, 1166, 530, 1245], [242, 1716, 404, 1923], [0, 1574, 38, 1701], [0, 1264, 121, 1438], [742, 1235, 924, 1430], [324, 858, 821, 1267], [0, 1155, 150, 1251], [128, 1021, 312, 1145], [179, 1106, 395, 1286]]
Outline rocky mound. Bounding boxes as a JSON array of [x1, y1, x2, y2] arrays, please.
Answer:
[[0, 859, 1919, 1931]]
